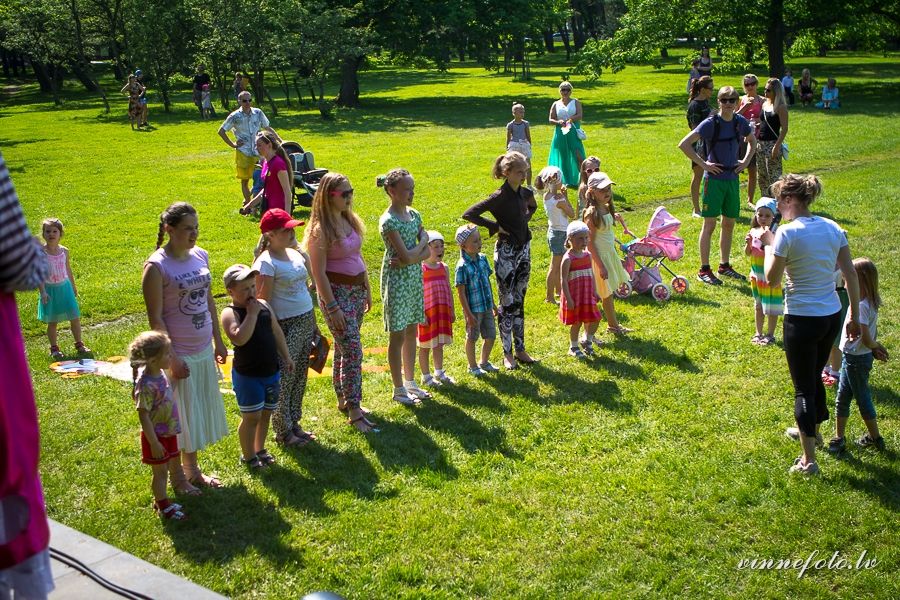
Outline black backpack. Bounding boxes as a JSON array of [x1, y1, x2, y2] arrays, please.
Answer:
[[708, 114, 744, 166]]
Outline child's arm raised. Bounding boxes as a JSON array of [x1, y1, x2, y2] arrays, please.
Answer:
[[557, 195, 575, 219], [744, 229, 755, 256], [221, 301, 258, 347]]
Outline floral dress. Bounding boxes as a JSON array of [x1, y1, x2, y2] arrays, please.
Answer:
[[379, 208, 426, 332]]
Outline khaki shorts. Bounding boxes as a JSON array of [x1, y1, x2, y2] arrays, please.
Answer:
[[235, 151, 258, 180]]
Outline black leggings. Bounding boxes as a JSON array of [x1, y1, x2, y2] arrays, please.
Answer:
[[783, 312, 842, 437]]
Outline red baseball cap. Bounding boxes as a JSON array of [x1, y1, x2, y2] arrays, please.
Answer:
[[260, 208, 304, 233]]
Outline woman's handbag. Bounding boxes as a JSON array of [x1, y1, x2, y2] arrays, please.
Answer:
[[576, 127, 587, 141], [309, 331, 331, 373]]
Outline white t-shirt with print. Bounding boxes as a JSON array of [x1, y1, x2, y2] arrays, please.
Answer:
[[840, 298, 878, 355], [253, 249, 313, 320]]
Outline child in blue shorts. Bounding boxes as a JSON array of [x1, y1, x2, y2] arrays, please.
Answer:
[[454, 224, 499, 376], [221, 264, 294, 469]]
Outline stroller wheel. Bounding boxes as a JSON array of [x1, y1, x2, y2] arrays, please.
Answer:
[[613, 281, 632, 299], [652, 283, 672, 302], [671, 276, 689, 294]]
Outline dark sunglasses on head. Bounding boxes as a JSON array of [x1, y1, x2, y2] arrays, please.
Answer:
[[585, 167, 597, 174], [331, 188, 354, 199], [719, 97, 738, 104]]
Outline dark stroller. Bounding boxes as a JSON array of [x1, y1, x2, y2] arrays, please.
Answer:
[[282, 141, 328, 211]]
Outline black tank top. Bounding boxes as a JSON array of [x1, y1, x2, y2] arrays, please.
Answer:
[[759, 107, 781, 141], [230, 304, 279, 377]]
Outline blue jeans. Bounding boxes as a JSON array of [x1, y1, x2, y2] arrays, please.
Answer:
[[835, 352, 876, 420]]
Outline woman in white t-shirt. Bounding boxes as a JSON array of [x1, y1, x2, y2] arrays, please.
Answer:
[[534, 166, 575, 304], [254, 208, 320, 447], [760, 174, 860, 476]]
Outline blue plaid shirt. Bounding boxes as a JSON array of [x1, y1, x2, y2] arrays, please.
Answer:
[[455, 252, 494, 314]]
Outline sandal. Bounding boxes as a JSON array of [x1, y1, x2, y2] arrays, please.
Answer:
[[607, 326, 632, 336], [240, 455, 266, 469], [49, 345, 65, 361], [751, 334, 763, 345], [515, 354, 538, 365], [393, 389, 420, 406], [256, 449, 276, 466], [759, 335, 776, 346], [338, 403, 371, 416], [291, 425, 317, 442], [349, 415, 379, 433], [155, 500, 187, 520], [276, 431, 311, 448], [170, 469, 202, 496], [187, 472, 222, 489]]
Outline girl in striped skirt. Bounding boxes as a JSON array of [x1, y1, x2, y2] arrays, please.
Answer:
[[744, 198, 784, 345], [560, 221, 602, 359], [418, 230, 456, 386]]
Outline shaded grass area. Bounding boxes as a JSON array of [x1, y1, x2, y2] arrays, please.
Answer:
[[5, 53, 900, 598]]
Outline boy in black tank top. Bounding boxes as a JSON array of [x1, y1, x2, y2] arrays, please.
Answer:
[[221, 264, 294, 469]]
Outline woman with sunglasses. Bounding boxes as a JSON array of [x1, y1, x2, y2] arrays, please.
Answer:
[[218, 91, 276, 209], [678, 86, 756, 286], [737, 74, 763, 210], [757, 79, 789, 198], [547, 81, 587, 186], [301, 173, 377, 433]]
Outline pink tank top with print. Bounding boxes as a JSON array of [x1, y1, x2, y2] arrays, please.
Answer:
[[326, 228, 366, 276], [145, 247, 213, 356], [45, 248, 68, 284]]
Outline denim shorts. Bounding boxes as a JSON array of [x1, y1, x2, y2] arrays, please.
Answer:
[[547, 229, 567, 256], [835, 352, 876, 419], [466, 311, 497, 342], [232, 370, 280, 413]]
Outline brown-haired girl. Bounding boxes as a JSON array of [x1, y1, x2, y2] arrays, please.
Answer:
[[301, 173, 377, 432], [240, 131, 294, 215], [463, 151, 538, 369], [142, 202, 228, 493]]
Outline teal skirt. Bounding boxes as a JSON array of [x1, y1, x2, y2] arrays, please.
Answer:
[[547, 124, 587, 186], [38, 280, 80, 323]]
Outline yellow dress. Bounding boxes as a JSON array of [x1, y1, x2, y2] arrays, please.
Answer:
[[591, 213, 630, 298]]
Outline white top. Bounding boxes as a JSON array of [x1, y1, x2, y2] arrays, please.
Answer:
[[554, 98, 578, 121], [773, 216, 847, 316], [252, 248, 313, 319], [543, 192, 570, 231], [840, 298, 877, 355], [221, 107, 270, 157]]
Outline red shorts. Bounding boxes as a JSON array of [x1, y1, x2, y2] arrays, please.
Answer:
[[141, 433, 180, 465]]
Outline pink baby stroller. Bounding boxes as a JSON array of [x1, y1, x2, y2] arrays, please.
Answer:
[[614, 206, 689, 302]]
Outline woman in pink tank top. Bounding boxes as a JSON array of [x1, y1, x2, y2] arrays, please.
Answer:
[[142, 202, 228, 494], [302, 172, 377, 433]]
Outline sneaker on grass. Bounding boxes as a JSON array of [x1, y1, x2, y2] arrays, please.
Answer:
[[827, 436, 846, 454], [697, 269, 723, 286], [856, 433, 886, 450], [717, 264, 747, 281]]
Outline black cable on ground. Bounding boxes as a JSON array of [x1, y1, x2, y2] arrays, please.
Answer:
[[49, 546, 157, 600]]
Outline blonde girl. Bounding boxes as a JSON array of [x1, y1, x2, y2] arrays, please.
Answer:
[[584, 172, 632, 337], [38, 218, 91, 361], [506, 103, 532, 187], [757, 78, 789, 198], [743, 198, 783, 345], [378, 168, 431, 404], [559, 221, 602, 358], [128, 331, 186, 520], [829, 258, 888, 453], [534, 165, 574, 304], [463, 151, 538, 370], [301, 173, 377, 433]]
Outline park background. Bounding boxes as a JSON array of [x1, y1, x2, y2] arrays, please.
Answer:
[[2, 1, 900, 597]]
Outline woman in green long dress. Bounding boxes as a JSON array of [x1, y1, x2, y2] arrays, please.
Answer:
[[547, 81, 587, 186]]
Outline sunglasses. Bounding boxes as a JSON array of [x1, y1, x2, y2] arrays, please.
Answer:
[[585, 167, 597, 174], [719, 97, 738, 104], [331, 188, 354, 199], [240, 98, 251, 104]]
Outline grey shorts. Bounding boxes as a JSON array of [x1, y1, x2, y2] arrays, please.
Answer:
[[466, 311, 496, 342], [547, 229, 567, 256]]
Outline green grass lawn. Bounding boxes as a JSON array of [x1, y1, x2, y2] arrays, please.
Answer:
[[3, 51, 899, 598]]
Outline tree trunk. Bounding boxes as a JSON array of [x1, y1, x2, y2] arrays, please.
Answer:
[[543, 30, 555, 52], [571, 15, 586, 50], [276, 66, 292, 107], [336, 55, 362, 108], [292, 76, 304, 105], [559, 22, 572, 60], [31, 61, 53, 93], [765, 0, 785, 77], [50, 64, 63, 106], [660, 48, 669, 58]]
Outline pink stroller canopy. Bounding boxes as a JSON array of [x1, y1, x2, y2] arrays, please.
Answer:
[[647, 206, 682, 237]]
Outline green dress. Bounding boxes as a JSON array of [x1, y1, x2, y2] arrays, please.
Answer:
[[379, 208, 426, 332], [547, 98, 587, 186]]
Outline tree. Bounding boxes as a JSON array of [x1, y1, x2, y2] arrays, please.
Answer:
[[125, 0, 196, 111]]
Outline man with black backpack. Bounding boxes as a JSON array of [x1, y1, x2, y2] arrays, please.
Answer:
[[679, 85, 757, 285]]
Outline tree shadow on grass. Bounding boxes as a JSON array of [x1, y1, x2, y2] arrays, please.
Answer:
[[165, 482, 300, 566], [525, 362, 633, 412], [872, 386, 899, 406], [412, 399, 521, 457], [364, 420, 459, 479], [612, 336, 700, 372], [262, 444, 383, 515], [438, 382, 510, 413], [0, 137, 50, 148]]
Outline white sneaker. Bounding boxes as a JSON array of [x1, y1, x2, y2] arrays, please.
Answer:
[[785, 427, 823, 447], [404, 381, 433, 400], [435, 372, 456, 385], [789, 459, 820, 475], [393, 389, 419, 406], [468, 366, 486, 377]]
